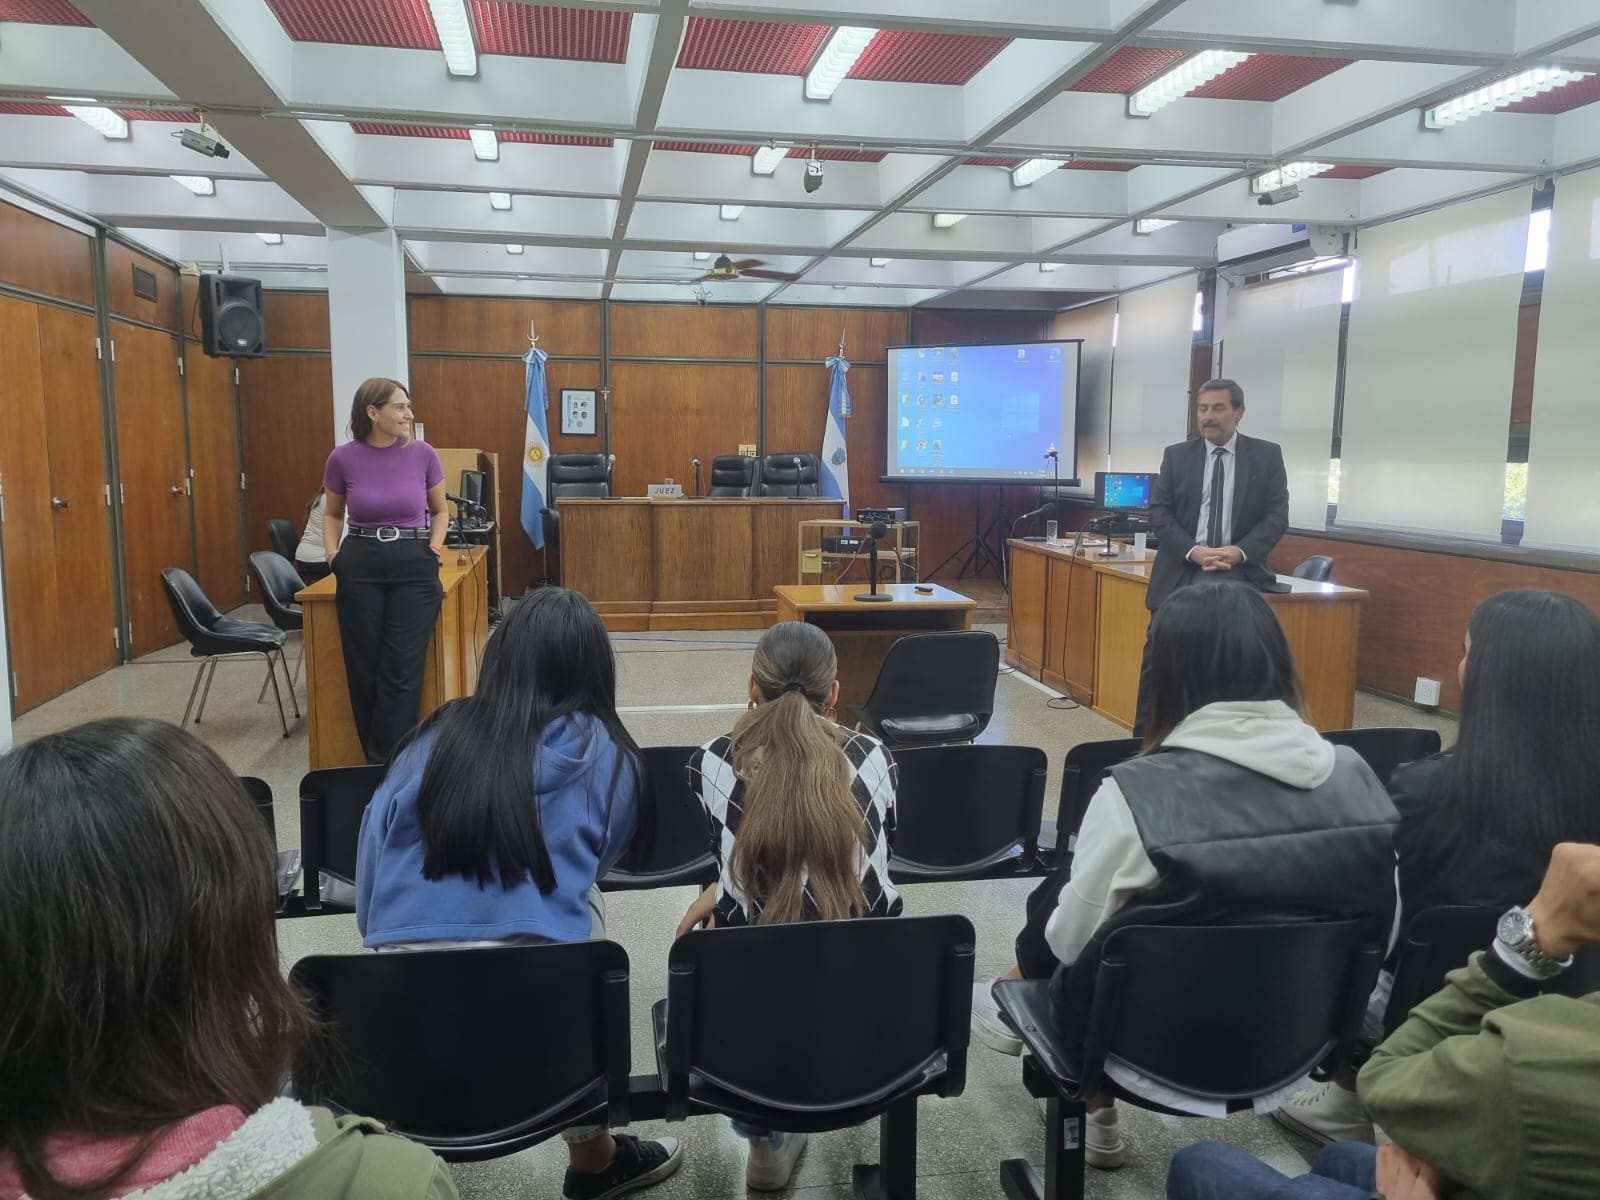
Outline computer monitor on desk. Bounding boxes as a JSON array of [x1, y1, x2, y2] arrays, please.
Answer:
[[459, 469, 485, 511], [1094, 471, 1152, 512]]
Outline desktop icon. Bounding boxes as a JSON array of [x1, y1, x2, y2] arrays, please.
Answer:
[[900, 439, 908, 450], [1016, 348, 1026, 359], [950, 347, 959, 359], [918, 371, 926, 382], [949, 394, 959, 406], [932, 372, 944, 384], [916, 439, 928, 452], [933, 394, 943, 406], [933, 348, 943, 358], [917, 394, 926, 406], [901, 416, 910, 428], [901, 393, 909, 404], [931, 440, 942, 452], [950, 371, 959, 383]]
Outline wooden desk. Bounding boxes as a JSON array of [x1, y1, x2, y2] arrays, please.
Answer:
[[298, 545, 491, 769], [774, 584, 976, 717], [561, 498, 845, 630]]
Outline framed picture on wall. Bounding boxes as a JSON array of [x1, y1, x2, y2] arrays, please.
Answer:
[[561, 388, 598, 436]]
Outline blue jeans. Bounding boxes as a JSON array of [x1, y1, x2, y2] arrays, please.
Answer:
[[731, 1119, 784, 1145], [1167, 1140, 1377, 1200]]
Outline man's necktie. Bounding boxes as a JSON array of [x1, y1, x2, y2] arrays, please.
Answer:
[[1206, 446, 1226, 548]]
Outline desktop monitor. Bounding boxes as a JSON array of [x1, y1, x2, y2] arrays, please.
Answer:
[[459, 469, 485, 509], [1095, 471, 1153, 511]]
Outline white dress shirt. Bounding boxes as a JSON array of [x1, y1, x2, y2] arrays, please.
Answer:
[[1192, 431, 1238, 550]]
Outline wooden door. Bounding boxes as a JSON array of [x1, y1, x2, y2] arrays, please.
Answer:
[[184, 346, 245, 605], [113, 322, 192, 656], [37, 306, 118, 690], [0, 296, 66, 710]]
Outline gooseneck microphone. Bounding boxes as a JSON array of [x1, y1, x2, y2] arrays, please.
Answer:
[[854, 520, 893, 603], [691, 458, 702, 497]]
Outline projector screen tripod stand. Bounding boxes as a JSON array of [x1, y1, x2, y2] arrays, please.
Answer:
[[925, 484, 1010, 589]]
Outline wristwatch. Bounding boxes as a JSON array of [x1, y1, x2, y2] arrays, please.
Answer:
[[1495, 906, 1573, 979]]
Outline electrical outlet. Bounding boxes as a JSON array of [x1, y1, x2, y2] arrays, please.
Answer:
[[1413, 677, 1442, 707], [739, 443, 757, 457]]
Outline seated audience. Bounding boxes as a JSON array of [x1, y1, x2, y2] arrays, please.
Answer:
[[971, 582, 1398, 1169], [295, 487, 332, 583], [356, 587, 679, 1200], [1171, 840, 1600, 1200], [680, 620, 901, 1189], [1277, 588, 1600, 1144], [0, 718, 457, 1200]]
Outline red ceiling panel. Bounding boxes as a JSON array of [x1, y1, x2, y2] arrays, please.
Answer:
[[1069, 47, 1187, 93], [846, 31, 1007, 85], [787, 147, 885, 162], [964, 156, 1021, 167], [1064, 160, 1137, 171], [654, 142, 756, 155], [1322, 164, 1389, 180], [677, 17, 828, 75], [502, 132, 612, 146], [470, 2, 630, 62], [1503, 72, 1600, 114], [266, 0, 437, 48], [0, 0, 90, 25], [353, 123, 609, 145], [0, 102, 70, 116], [1189, 55, 1351, 101], [120, 109, 196, 122]]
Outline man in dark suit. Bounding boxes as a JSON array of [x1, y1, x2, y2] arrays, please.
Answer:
[[1134, 378, 1290, 735]]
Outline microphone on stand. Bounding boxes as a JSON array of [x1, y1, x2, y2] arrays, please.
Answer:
[[606, 454, 617, 495], [853, 521, 893, 603], [789, 456, 805, 499], [691, 458, 702, 498], [1012, 501, 1057, 542]]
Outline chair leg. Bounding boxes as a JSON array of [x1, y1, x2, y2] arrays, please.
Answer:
[[262, 653, 292, 738], [194, 659, 220, 724], [182, 659, 211, 726], [290, 636, 304, 688], [852, 1095, 918, 1200], [279, 649, 301, 718], [999, 1096, 1085, 1200]]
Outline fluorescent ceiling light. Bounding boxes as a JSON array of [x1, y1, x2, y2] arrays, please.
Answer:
[[64, 105, 128, 140], [719, 205, 744, 220], [1128, 50, 1253, 118], [489, 191, 512, 211], [1134, 218, 1177, 234], [1251, 161, 1333, 193], [171, 175, 214, 196], [1038, 263, 1059, 272], [805, 26, 878, 101], [426, 0, 477, 76], [1426, 67, 1590, 128], [751, 146, 786, 175], [469, 128, 499, 161], [869, 258, 892, 267], [506, 244, 524, 255], [1011, 158, 1061, 188], [933, 213, 967, 228], [693, 252, 712, 262], [256, 233, 283, 245]]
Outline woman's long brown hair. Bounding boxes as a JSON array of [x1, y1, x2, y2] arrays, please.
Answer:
[[727, 622, 868, 924]]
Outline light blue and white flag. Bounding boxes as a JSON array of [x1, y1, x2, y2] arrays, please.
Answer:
[[521, 346, 551, 549], [822, 354, 851, 508]]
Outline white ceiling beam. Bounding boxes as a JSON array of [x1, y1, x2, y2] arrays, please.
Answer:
[[625, 201, 863, 249], [684, 0, 1116, 39], [637, 151, 886, 208], [0, 169, 94, 219], [430, 276, 604, 299], [1144, 0, 1516, 62], [1157, 177, 1362, 224], [1513, 0, 1600, 57], [0, 24, 173, 100], [83, 176, 322, 234], [1271, 60, 1483, 157], [1316, 111, 1560, 174], [961, 40, 1101, 142], [1357, 169, 1528, 224], [807, 258, 1006, 287], [1553, 104, 1600, 170], [406, 241, 611, 277], [910, 165, 1131, 218], [769, 283, 948, 307], [658, 71, 966, 146], [0, 115, 266, 178], [1001, 92, 1274, 160], [1039, 220, 1221, 265], [393, 191, 619, 241], [351, 137, 630, 198]]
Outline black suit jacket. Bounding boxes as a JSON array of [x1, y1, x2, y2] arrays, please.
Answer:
[[1144, 432, 1289, 610]]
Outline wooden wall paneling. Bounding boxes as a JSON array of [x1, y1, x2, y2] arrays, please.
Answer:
[[609, 303, 758, 360], [0, 297, 67, 710], [184, 346, 246, 606], [238, 355, 334, 558], [608, 362, 758, 498], [764, 363, 898, 512], [765, 306, 908, 363], [261, 292, 331, 350], [0, 202, 94, 307], [911, 309, 1048, 347], [105, 241, 179, 330], [112, 323, 193, 655], [409, 297, 601, 357], [36, 306, 117, 693], [1510, 300, 1540, 425]]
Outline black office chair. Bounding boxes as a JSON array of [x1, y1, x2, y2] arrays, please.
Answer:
[[707, 454, 758, 498], [655, 915, 974, 1200], [161, 566, 298, 738], [267, 517, 300, 567], [241, 775, 276, 839], [757, 451, 820, 498], [539, 453, 612, 576], [600, 746, 718, 892], [290, 941, 633, 1161], [1291, 554, 1334, 582], [889, 745, 1047, 883], [297, 765, 386, 914], [1323, 727, 1442, 786], [848, 630, 1000, 748], [1039, 737, 1142, 866], [249, 551, 305, 700], [995, 919, 1382, 1200]]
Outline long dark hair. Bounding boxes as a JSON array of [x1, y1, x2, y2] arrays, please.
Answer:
[[348, 377, 407, 443], [0, 719, 312, 1200], [407, 587, 646, 890], [1433, 590, 1600, 848], [1143, 582, 1305, 750]]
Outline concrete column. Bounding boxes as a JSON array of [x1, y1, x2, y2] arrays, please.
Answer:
[[326, 228, 409, 444]]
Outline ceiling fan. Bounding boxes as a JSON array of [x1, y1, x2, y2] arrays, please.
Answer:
[[699, 254, 801, 283]]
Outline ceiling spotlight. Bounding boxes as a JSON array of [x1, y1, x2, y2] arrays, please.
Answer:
[[802, 145, 824, 194], [805, 26, 878, 101], [427, 0, 477, 77], [933, 213, 967, 228], [506, 244, 524, 255], [1134, 218, 1177, 234], [171, 175, 215, 196], [256, 232, 283, 245], [1011, 158, 1062, 188], [1425, 67, 1590, 128], [469, 128, 499, 161], [1128, 49, 1253, 118], [693, 252, 712, 262], [752, 145, 786, 175], [1251, 162, 1332, 193], [489, 191, 512, 211], [870, 258, 892, 267], [64, 105, 128, 140], [1038, 262, 1059, 272], [719, 205, 744, 220]]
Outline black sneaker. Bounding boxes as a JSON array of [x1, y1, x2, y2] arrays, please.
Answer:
[[562, 1133, 683, 1200]]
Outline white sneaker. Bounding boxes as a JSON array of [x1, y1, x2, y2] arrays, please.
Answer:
[[1084, 1107, 1125, 1170], [746, 1131, 808, 1191], [1271, 1081, 1374, 1146], [970, 979, 1023, 1055]]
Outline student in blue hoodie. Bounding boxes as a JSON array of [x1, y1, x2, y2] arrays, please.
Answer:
[[356, 586, 679, 1200]]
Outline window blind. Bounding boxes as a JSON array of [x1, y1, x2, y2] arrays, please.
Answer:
[[1051, 299, 1116, 495], [1108, 272, 1198, 473]]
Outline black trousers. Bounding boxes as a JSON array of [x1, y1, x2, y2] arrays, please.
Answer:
[[332, 536, 443, 763]]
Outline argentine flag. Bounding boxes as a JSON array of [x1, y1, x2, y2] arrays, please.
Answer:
[[822, 355, 851, 509], [521, 346, 550, 549]]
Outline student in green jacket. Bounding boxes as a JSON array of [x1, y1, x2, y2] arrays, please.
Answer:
[[1167, 840, 1600, 1200], [0, 718, 456, 1200]]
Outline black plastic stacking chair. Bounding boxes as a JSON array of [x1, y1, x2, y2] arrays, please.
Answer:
[[848, 631, 1000, 748], [1291, 555, 1334, 582], [600, 746, 717, 891], [1322, 727, 1442, 786], [889, 744, 1047, 882], [267, 517, 301, 566], [1037, 737, 1142, 866], [249, 551, 306, 698], [296, 765, 386, 915]]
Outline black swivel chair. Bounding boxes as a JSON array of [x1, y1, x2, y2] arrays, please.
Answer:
[[707, 454, 758, 498], [161, 567, 298, 738], [889, 744, 1047, 883], [1322, 727, 1442, 786], [539, 453, 612, 578], [267, 518, 301, 567], [291, 942, 634, 1160], [1038, 737, 1143, 867], [655, 915, 974, 1200], [757, 452, 820, 498], [296, 765, 386, 914], [848, 630, 1000, 748], [249, 551, 305, 700], [1291, 554, 1335, 582], [995, 918, 1383, 1200], [600, 746, 718, 892]]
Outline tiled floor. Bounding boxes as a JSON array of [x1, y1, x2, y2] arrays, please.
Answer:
[[11, 609, 1458, 1200]]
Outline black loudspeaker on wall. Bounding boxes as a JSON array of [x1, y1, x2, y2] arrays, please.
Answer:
[[199, 273, 266, 358]]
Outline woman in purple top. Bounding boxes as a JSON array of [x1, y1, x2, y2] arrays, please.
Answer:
[[321, 378, 449, 763]]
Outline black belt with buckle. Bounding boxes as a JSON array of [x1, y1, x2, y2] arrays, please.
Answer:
[[349, 526, 431, 542]]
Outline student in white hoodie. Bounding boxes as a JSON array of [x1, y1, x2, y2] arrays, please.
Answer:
[[972, 582, 1398, 1169]]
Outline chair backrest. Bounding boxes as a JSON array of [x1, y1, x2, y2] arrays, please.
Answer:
[[757, 452, 820, 497], [298, 765, 387, 909], [601, 746, 717, 890], [290, 941, 632, 1158], [159, 566, 223, 639], [549, 452, 611, 500], [708, 454, 758, 498], [267, 518, 301, 563], [240, 775, 276, 839], [1055, 737, 1142, 851], [1292, 554, 1334, 581], [858, 631, 1000, 728], [663, 915, 974, 1119], [249, 551, 305, 626], [889, 745, 1047, 881], [1081, 919, 1380, 1100], [1322, 727, 1442, 786]]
